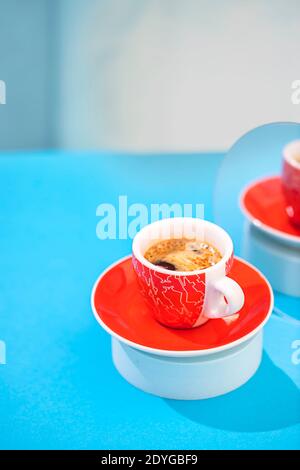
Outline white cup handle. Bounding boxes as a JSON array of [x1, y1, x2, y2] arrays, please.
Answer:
[[205, 277, 245, 319]]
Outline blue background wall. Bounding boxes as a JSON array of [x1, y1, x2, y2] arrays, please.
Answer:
[[1, 0, 300, 152], [0, 0, 58, 150]]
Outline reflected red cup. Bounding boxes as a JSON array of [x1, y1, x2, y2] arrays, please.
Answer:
[[282, 140, 300, 227]]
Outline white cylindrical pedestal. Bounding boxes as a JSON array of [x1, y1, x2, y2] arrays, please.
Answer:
[[112, 331, 263, 400], [242, 222, 300, 298]]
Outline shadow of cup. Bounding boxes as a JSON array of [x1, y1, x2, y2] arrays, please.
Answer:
[[165, 314, 300, 432]]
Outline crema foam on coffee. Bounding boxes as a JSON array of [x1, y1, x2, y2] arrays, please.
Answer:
[[144, 238, 222, 272], [294, 154, 300, 164]]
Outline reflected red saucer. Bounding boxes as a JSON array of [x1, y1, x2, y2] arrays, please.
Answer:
[[240, 176, 300, 245], [91, 256, 273, 356]]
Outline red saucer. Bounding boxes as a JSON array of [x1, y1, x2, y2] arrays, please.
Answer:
[[91, 256, 273, 356], [240, 176, 300, 245]]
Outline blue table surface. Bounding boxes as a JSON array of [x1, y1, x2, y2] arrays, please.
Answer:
[[0, 147, 299, 450]]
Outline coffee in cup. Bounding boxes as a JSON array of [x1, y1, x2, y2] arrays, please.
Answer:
[[144, 238, 222, 272]]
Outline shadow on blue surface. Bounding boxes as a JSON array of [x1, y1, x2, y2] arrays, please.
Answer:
[[165, 352, 300, 432]]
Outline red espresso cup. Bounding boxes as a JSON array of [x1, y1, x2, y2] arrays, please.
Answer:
[[282, 140, 300, 227], [132, 217, 245, 329]]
